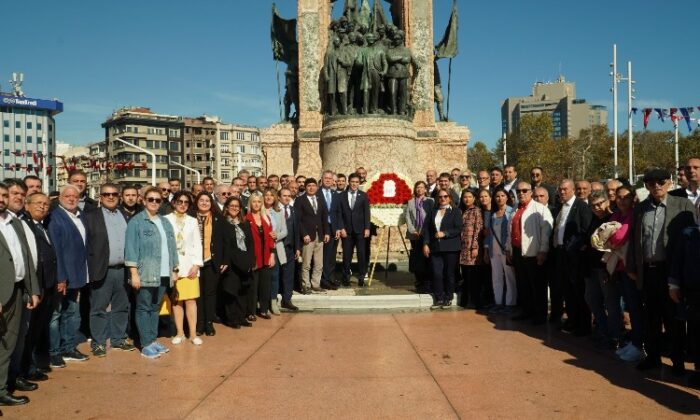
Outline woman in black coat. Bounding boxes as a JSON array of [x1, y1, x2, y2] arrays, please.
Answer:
[[218, 196, 255, 328], [422, 188, 464, 309]]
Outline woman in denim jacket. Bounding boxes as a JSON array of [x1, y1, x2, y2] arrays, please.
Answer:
[[125, 187, 179, 359], [486, 188, 516, 313]]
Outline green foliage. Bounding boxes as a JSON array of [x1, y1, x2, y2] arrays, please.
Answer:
[[467, 141, 498, 171]]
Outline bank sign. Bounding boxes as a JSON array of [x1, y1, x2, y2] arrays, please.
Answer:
[[1, 95, 63, 113]]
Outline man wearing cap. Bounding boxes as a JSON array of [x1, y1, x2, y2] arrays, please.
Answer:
[[627, 168, 696, 374]]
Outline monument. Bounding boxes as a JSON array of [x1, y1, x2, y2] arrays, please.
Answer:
[[261, 0, 470, 181]]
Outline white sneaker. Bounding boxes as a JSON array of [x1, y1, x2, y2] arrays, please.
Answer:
[[171, 336, 185, 345], [620, 345, 646, 362], [615, 342, 633, 357], [270, 299, 281, 316], [191, 337, 203, 346]]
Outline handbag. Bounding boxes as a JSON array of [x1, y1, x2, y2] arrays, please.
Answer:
[[175, 276, 200, 300]]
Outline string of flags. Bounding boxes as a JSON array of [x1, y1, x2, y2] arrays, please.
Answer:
[[631, 107, 700, 132], [2, 152, 148, 175]]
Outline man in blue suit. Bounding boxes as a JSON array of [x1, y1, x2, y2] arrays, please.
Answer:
[[46, 185, 89, 368], [317, 170, 340, 290], [335, 173, 371, 287], [278, 188, 300, 311]]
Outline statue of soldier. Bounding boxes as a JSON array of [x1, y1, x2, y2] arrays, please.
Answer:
[[433, 57, 447, 121], [323, 37, 341, 115], [385, 30, 419, 115], [284, 46, 300, 121], [336, 35, 355, 115], [347, 32, 364, 114], [361, 32, 388, 114]]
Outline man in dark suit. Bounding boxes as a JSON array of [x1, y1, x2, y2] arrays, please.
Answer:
[[278, 188, 300, 311], [294, 178, 330, 293], [0, 182, 41, 408], [628, 168, 696, 373], [335, 173, 371, 287], [670, 157, 699, 206], [431, 172, 459, 204], [20, 193, 55, 385], [551, 179, 593, 335], [317, 170, 340, 290], [46, 185, 90, 368], [530, 166, 557, 207], [83, 184, 135, 358]]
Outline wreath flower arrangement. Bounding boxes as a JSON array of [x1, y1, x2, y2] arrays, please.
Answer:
[[364, 172, 412, 227]]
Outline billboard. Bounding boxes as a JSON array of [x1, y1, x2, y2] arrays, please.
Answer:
[[0, 95, 63, 113]]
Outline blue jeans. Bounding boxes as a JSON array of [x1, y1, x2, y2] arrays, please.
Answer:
[[619, 272, 644, 347], [584, 268, 608, 336], [135, 278, 167, 348], [48, 289, 81, 356], [270, 253, 281, 300]]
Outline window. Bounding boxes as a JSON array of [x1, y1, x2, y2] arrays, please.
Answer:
[[168, 129, 180, 137], [3, 149, 8, 156], [160, 141, 167, 149], [147, 128, 155, 134], [235, 131, 245, 140], [133, 126, 138, 133], [170, 155, 181, 164], [2, 120, 8, 128], [169, 141, 179, 151], [169, 169, 181, 179], [237, 145, 245, 153], [37, 136, 42, 143], [37, 123, 42, 131], [15, 121, 20, 129], [220, 131, 229, 141], [27, 136, 32, 143], [48, 137, 52, 145], [49, 124, 53, 132], [3, 135, 8, 142], [15, 135, 20, 143], [26, 122, 32, 129], [146, 140, 154, 148]]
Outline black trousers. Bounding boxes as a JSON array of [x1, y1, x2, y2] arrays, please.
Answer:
[[222, 269, 248, 325], [248, 268, 271, 315], [79, 284, 91, 339], [21, 287, 54, 375], [342, 233, 367, 280], [197, 263, 220, 329], [554, 248, 590, 332], [460, 265, 485, 308], [431, 251, 459, 302], [409, 239, 431, 292], [322, 237, 339, 284], [512, 247, 547, 320], [643, 263, 685, 364], [551, 248, 569, 319]]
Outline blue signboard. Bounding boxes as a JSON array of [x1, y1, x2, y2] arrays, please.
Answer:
[[0, 95, 63, 113]]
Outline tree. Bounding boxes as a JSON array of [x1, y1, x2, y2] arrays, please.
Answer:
[[468, 141, 498, 172]]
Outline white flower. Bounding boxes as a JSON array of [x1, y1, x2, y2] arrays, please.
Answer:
[[383, 180, 396, 198]]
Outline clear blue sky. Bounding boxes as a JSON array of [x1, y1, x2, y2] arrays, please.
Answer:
[[2, 0, 699, 147]]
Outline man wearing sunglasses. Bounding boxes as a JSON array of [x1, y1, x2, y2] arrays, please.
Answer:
[[214, 185, 231, 212], [157, 181, 173, 216], [628, 168, 696, 373], [83, 184, 135, 358], [505, 181, 553, 324]]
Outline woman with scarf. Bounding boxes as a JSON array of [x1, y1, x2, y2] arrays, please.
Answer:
[[458, 189, 485, 309], [404, 181, 433, 293], [165, 191, 203, 345], [246, 193, 276, 320], [194, 192, 224, 336], [219, 196, 255, 328]]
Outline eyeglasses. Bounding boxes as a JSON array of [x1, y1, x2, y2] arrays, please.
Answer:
[[146, 197, 163, 204], [438, 195, 450, 199], [591, 201, 607, 208], [176, 200, 190, 206], [530, 173, 541, 177], [219, 192, 232, 197], [515, 189, 530, 194], [161, 188, 171, 192], [101, 192, 119, 198]]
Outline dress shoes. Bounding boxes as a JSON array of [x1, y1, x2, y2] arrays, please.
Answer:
[[340, 279, 351, 287], [0, 394, 29, 406], [281, 301, 299, 311], [320, 281, 338, 290], [13, 378, 38, 392], [258, 312, 272, 320], [240, 320, 253, 327], [205, 322, 216, 336], [357, 279, 365, 287], [24, 372, 48, 382]]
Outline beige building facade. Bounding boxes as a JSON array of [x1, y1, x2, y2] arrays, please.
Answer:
[[501, 76, 608, 139]]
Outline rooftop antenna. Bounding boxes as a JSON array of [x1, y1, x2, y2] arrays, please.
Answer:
[[10, 72, 24, 97]]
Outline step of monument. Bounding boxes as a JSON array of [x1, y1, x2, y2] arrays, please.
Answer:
[[282, 293, 458, 311]]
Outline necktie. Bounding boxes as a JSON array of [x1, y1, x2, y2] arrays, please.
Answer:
[[284, 206, 289, 220], [36, 221, 51, 244], [311, 196, 317, 214], [325, 189, 331, 211], [554, 203, 567, 246], [350, 191, 356, 209]]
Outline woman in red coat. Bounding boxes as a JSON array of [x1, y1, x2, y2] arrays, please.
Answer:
[[245, 193, 276, 320]]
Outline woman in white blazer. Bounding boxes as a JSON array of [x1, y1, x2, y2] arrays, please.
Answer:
[[263, 188, 288, 315], [165, 192, 204, 345]]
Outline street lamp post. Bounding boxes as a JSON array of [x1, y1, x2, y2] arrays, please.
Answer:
[[169, 158, 201, 185], [113, 137, 156, 186]]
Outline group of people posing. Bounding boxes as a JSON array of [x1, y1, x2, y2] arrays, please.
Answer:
[[406, 159, 700, 387]]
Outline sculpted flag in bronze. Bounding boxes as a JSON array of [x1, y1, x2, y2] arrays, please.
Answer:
[[270, 3, 299, 122]]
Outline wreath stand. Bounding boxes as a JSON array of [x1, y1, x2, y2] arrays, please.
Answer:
[[367, 225, 411, 287]]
